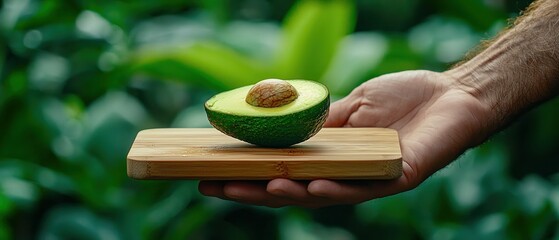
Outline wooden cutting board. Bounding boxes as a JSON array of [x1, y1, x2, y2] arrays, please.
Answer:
[[127, 128, 402, 180]]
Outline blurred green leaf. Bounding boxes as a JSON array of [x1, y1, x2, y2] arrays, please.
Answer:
[[0, 38, 5, 78], [0, 159, 75, 195], [197, 0, 230, 23], [275, 0, 355, 81], [163, 201, 217, 240], [280, 209, 354, 240], [516, 175, 551, 215], [470, 213, 509, 239], [130, 42, 268, 90], [356, 0, 421, 31], [443, 145, 511, 215], [322, 32, 388, 96], [84, 91, 148, 164], [216, 21, 280, 62], [28, 52, 70, 93], [172, 105, 212, 128], [408, 16, 482, 66], [38, 205, 120, 240], [0, 224, 9, 240], [0, 177, 39, 208], [369, 36, 423, 75], [0, 188, 14, 231], [432, 0, 507, 31], [1, 70, 27, 99], [141, 183, 193, 236]]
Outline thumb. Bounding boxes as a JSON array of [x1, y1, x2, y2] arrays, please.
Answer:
[[324, 92, 362, 127]]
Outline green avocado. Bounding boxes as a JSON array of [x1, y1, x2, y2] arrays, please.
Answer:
[[204, 79, 329, 147]]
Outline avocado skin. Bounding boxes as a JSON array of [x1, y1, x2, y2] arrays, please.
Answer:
[[205, 96, 329, 147]]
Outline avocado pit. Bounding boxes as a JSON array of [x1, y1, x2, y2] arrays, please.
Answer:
[[245, 79, 299, 108]]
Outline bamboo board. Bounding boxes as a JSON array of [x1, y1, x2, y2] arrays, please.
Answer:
[[127, 128, 402, 180]]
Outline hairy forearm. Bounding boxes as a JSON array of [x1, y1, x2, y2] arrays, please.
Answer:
[[447, 0, 559, 134]]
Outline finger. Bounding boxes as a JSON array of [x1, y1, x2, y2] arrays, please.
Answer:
[[222, 181, 266, 200], [221, 181, 294, 208], [307, 180, 375, 204], [307, 179, 403, 204], [267, 179, 334, 208], [306, 159, 421, 204], [267, 179, 307, 197], [324, 87, 363, 127], [198, 181, 228, 199]]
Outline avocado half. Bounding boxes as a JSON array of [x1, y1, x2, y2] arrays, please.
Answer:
[[204, 80, 329, 147]]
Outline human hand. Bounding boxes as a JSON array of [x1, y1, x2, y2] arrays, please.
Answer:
[[199, 70, 489, 208]]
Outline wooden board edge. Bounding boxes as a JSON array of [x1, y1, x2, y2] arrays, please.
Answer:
[[128, 157, 402, 180], [127, 157, 151, 179]]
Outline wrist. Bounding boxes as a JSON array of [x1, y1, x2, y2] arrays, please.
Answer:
[[445, 0, 559, 138], [440, 68, 497, 147]]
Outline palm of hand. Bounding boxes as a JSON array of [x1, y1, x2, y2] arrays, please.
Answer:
[[199, 70, 485, 208]]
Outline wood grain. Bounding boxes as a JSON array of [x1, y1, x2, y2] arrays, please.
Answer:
[[127, 128, 402, 180]]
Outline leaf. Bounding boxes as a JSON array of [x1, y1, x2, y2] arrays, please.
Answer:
[[171, 105, 212, 128], [321, 33, 388, 96], [129, 42, 269, 91], [82, 91, 147, 172], [367, 36, 423, 76], [279, 211, 354, 240], [162, 203, 215, 240], [196, 0, 230, 23], [0, 177, 40, 208], [137, 184, 193, 237], [0, 183, 14, 217], [433, 0, 507, 31], [275, 0, 355, 81], [38, 205, 120, 240]]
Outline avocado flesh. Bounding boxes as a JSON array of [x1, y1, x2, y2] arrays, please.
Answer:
[[205, 80, 329, 147]]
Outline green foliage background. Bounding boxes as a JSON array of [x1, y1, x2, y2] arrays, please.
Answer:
[[2, 0, 559, 239]]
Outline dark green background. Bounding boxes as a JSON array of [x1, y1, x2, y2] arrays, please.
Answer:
[[2, 0, 559, 239]]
